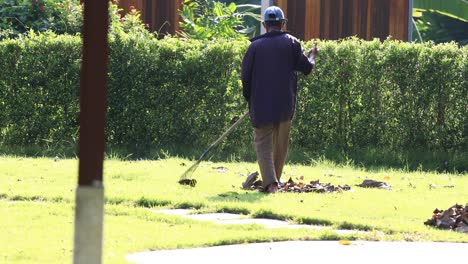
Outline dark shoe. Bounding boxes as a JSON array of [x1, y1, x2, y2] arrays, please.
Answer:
[[266, 183, 279, 193], [242, 171, 259, 189]]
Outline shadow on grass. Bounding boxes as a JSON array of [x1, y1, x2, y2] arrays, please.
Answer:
[[208, 193, 376, 229], [207, 192, 339, 227], [2, 143, 466, 173], [135, 197, 171, 208], [336, 221, 374, 231], [209, 191, 266, 203], [317, 233, 342, 240], [2, 194, 69, 203], [134, 196, 205, 210], [290, 147, 467, 173], [252, 209, 334, 227], [215, 206, 250, 215]]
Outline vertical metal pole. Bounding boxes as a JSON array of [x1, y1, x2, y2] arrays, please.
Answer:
[[261, 0, 270, 34], [408, 0, 413, 42], [73, 0, 109, 263]]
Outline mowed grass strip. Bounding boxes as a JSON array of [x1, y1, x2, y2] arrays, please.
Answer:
[[1, 156, 467, 263], [0, 201, 349, 264]]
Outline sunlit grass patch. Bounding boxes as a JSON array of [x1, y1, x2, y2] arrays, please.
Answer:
[[1, 155, 467, 263]]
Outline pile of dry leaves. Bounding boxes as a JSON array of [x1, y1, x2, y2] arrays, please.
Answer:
[[242, 172, 351, 193], [355, 179, 391, 189], [424, 204, 468, 233]]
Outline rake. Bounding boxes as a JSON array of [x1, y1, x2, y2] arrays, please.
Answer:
[[178, 111, 249, 187]]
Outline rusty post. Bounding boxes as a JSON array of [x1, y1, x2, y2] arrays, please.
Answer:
[[73, 0, 109, 263]]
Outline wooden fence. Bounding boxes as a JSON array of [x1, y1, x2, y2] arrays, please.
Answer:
[[116, 0, 411, 41], [274, 0, 411, 41], [118, 0, 182, 37]]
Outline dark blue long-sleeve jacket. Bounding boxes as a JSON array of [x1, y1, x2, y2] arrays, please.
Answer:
[[241, 30, 313, 127]]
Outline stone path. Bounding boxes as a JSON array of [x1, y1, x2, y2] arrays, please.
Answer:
[[150, 208, 360, 235], [127, 240, 467, 264], [126, 209, 467, 264]]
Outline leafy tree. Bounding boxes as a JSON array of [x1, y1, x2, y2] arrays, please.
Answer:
[[0, 0, 152, 40], [413, 0, 468, 44], [413, 0, 468, 22], [222, 0, 262, 36], [179, 0, 260, 40], [414, 10, 468, 45], [0, 0, 82, 40]]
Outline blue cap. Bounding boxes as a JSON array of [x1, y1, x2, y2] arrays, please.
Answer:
[[263, 6, 287, 22]]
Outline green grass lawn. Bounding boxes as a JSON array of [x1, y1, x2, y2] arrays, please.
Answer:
[[1, 156, 467, 263]]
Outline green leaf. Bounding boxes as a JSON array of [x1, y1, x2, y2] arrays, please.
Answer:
[[214, 3, 223, 17], [413, 0, 468, 22], [228, 2, 237, 13]]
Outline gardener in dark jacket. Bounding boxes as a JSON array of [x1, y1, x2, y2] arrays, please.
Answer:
[[241, 6, 318, 193]]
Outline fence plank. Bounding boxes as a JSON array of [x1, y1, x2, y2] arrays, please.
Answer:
[[117, 0, 409, 41], [389, 0, 409, 40], [118, 0, 181, 36]]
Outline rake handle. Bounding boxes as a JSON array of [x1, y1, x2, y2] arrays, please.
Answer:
[[198, 111, 249, 161], [179, 111, 249, 182]]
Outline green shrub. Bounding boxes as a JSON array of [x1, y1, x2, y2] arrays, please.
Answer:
[[0, 34, 466, 167], [0, 32, 81, 146], [106, 35, 247, 153], [0, 0, 82, 39], [295, 38, 467, 152]]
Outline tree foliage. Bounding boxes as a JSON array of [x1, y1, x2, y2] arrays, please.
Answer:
[[412, 0, 468, 44], [0, 0, 151, 40], [413, 0, 468, 22], [414, 10, 468, 45], [0, 0, 82, 40], [179, 0, 260, 40]]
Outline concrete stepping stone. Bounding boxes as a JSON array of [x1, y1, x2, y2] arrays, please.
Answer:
[[214, 218, 291, 228], [150, 209, 366, 234], [150, 209, 192, 216], [184, 213, 245, 221]]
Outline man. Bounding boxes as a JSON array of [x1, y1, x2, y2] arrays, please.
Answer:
[[241, 6, 318, 193]]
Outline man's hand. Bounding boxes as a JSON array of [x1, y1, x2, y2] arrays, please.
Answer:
[[307, 42, 319, 59]]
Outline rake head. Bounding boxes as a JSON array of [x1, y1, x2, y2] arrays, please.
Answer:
[[178, 159, 201, 187], [178, 178, 197, 187], [177, 111, 249, 188]]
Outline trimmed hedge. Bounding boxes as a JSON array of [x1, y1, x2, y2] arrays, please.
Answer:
[[0, 34, 466, 157], [295, 39, 467, 152], [0, 33, 81, 147]]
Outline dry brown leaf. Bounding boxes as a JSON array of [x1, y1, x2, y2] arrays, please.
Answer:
[[339, 240, 353, 245]]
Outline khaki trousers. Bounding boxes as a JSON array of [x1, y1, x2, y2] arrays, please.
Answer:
[[254, 120, 292, 188]]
